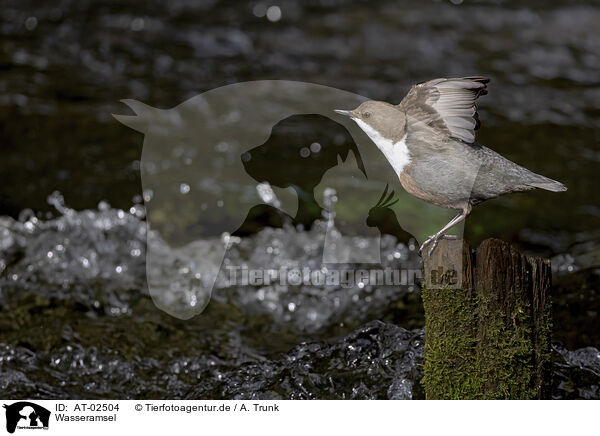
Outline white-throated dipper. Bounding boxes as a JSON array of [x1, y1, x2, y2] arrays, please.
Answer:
[[335, 76, 567, 255]]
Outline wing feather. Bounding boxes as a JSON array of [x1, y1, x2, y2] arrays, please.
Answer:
[[399, 76, 489, 143]]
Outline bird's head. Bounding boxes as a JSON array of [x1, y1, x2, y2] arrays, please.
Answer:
[[335, 100, 405, 140]]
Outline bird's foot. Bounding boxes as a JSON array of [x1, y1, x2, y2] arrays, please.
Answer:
[[442, 234, 457, 240], [419, 234, 457, 256], [419, 235, 436, 254]]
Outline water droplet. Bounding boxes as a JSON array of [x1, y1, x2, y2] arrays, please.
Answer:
[[25, 16, 38, 30], [310, 142, 321, 153], [130, 205, 146, 218], [266, 5, 282, 22], [180, 183, 190, 194], [143, 189, 153, 202], [131, 17, 144, 31], [253, 3, 267, 17], [216, 141, 230, 152], [257, 182, 281, 207]]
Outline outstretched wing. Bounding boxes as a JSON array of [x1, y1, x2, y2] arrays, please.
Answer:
[[398, 76, 489, 144]]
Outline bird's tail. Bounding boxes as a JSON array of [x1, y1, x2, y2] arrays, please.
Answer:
[[529, 174, 567, 192]]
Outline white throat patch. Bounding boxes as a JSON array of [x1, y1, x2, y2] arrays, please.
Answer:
[[353, 118, 410, 177]]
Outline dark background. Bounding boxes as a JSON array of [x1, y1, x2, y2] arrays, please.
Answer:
[[1, 0, 598, 254], [0, 0, 599, 399]]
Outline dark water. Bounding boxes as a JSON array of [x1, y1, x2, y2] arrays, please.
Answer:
[[1, 0, 599, 398], [0, 202, 598, 399]]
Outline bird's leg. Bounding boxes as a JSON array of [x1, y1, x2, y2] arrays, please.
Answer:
[[419, 211, 467, 256]]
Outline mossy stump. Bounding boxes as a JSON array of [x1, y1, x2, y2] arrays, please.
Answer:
[[421, 238, 552, 399]]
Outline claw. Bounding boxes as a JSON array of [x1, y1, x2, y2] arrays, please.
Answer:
[[417, 209, 467, 257], [419, 235, 435, 254], [419, 234, 458, 256], [427, 238, 440, 257]]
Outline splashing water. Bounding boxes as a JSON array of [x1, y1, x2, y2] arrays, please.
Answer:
[[0, 193, 598, 399]]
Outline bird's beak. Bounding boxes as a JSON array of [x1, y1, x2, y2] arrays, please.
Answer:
[[334, 109, 353, 117]]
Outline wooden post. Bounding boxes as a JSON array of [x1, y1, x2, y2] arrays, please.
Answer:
[[421, 238, 552, 399]]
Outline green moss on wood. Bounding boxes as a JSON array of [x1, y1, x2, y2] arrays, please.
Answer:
[[422, 239, 552, 400], [422, 285, 482, 399], [474, 294, 535, 399]]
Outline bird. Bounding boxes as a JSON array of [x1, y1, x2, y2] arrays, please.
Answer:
[[335, 76, 567, 256]]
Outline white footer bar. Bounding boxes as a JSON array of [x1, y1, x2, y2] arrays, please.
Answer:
[[1, 399, 595, 435]]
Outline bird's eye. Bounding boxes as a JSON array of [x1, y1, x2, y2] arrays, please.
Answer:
[[363, 112, 371, 118]]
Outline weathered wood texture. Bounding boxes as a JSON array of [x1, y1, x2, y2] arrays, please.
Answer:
[[421, 238, 552, 399]]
